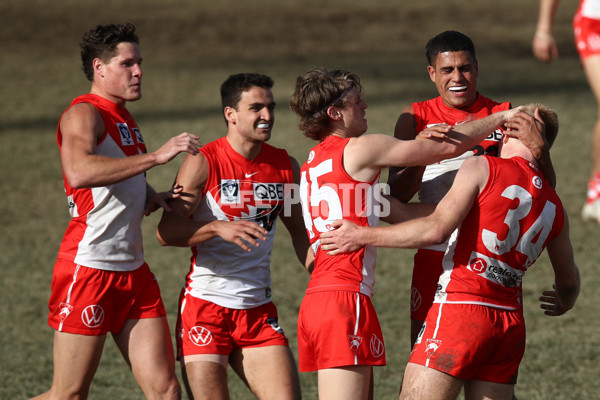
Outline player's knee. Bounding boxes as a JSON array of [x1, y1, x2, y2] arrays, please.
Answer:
[[146, 375, 181, 400]]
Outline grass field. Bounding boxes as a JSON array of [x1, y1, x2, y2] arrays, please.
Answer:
[[1, 0, 599, 398]]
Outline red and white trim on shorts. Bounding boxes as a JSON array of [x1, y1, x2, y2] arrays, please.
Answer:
[[58, 264, 82, 332]]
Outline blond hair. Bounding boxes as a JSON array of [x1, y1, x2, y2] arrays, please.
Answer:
[[522, 103, 559, 148]]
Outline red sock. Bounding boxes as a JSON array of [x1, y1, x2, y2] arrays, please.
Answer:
[[587, 173, 600, 203]]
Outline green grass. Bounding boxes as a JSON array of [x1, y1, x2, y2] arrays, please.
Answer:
[[1, 0, 598, 398]]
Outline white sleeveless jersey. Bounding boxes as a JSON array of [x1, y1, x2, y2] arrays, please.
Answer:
[[57, 94, 146, 271], [185, 137, 294, 309]]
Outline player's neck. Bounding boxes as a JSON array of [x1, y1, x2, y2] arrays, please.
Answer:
[[500, 141, 537, 165], [225, 134, 262, 160]]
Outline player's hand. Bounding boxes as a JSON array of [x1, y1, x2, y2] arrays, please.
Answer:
[[415, 123, 451, 140], [501, 106, 525, 125], [539, 285, 568, 316], [533, 31, 559, 63], [213, 220, 268, 252], [153, 132, 202, 165], [144, 183, 184, 216], [504, 108, 548, 159], [319, 219, 363, 255]]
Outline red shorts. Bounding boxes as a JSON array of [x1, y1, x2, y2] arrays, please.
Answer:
[[574, 12, 600, 59], [409, 303, 525, 384], [410, 249, 444, 321], [176, 291, 289, 360], [297, 290, 386, 372], [48, 259, 166, 335]]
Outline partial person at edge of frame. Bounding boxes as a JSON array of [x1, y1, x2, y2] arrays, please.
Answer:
[[533, 0, 600, 223]]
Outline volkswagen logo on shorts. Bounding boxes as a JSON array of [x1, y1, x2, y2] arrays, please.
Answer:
[[81, 305, 105, 328], [189, 326, 213, 346]]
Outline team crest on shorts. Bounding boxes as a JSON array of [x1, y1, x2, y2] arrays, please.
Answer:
[[425, 338, 442, 359], [58, 302, 74, 322], [348, 335, 363, 356]]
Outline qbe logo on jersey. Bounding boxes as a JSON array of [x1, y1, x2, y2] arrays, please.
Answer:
[[253, 182, 284, 201], [219, 180, 284, 204]]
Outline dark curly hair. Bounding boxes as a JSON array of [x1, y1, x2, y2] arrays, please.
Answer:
[[80, 23, 139, 81]]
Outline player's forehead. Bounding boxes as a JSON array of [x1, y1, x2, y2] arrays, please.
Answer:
[[238, 86, 274, 107], [432, 50, 475, 69], [109, 42, 142, 63]]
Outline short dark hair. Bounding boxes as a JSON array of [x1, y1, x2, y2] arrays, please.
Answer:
[[220, 73, 274, 125], [425, 30, 476, 66], [80, 23, 139, 81]]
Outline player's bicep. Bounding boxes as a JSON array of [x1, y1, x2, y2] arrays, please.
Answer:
[[394, 106, 416, 140], [60, 105, 101, 158], [171, 153, 209, 217]]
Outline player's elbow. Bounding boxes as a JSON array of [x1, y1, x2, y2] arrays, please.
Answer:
[[156, 220, 181, 247], [155, 228, 169, 247], [64, 170, 91, 189], [423, 225, 451, 247], [557, 268, 581, 311]]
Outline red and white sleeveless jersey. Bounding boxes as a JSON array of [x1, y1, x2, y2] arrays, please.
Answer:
[[413, 94, 511, 200], [412, 94, 510, 250], [186, 137, 294, 309], [436, 156, 565, 310], [56, 94, 147, 271], [300, 135, 381, 297]]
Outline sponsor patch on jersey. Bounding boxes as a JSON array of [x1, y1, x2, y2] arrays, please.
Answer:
[[220, 179, 240, 204], [253, 182, 284, 201], [132, 127, 144, 144], [116, 123, 135, 146], [467, 251, 524, 288]]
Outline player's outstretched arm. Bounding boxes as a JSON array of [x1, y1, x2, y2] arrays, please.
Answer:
[[542, 209, 580, 316], [346, 108, 520, 182], [321, 157, 486, 255]]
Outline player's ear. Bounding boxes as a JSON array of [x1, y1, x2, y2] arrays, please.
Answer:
[[327, 106, 341, 121], [93, 58, 104, 78], [224, 106, 236, 125], [427, 65, 436, 83]]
